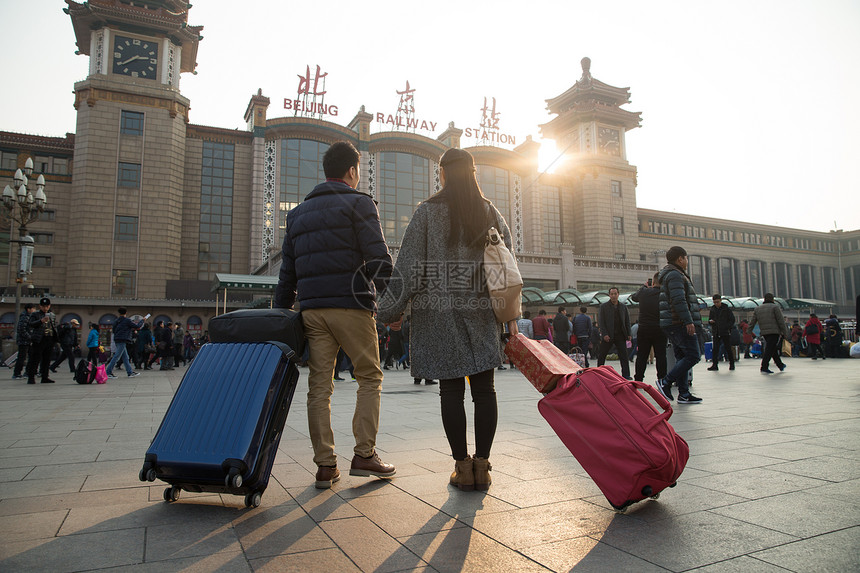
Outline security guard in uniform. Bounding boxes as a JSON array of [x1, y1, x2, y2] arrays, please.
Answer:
[[26, 297, 58, 384]]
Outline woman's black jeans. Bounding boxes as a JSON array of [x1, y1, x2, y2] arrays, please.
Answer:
[[439, 369, 497, 460]]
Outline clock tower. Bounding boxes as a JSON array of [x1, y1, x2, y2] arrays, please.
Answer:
[[64, 0, 202, 298], [540, 58, 641, 260]]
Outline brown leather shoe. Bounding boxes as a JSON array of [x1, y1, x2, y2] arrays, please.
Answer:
[[450, 456, 474, 491], [315, 465, 340, 489], [473, 457, 492, 491], [349, 452, 396, 479]]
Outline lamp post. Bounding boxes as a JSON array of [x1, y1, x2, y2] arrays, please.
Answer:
[[2, 157, 48, 322]]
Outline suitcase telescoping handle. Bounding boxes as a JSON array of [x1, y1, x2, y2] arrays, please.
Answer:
[[606, 379, 674, 433]]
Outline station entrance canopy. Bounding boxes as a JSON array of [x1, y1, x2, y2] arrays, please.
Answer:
[[211, 273, 279, 314]]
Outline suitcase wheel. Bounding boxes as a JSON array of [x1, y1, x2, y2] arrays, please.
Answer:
[[641, 485, 654, 497], [163, 486, 181, 503], [139, 467, 157, 482], [226, 472, 243, 489], [649, 492, 661, 500], [244, 492, 262, 508]]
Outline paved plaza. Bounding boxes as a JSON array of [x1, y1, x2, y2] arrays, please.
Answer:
[[0, 352, 858, 572]]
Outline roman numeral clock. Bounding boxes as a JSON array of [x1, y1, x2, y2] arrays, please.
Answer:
[[112, 35, 158, 79]]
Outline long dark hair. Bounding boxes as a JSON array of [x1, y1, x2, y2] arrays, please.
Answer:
[[429, 148, 492, 248]]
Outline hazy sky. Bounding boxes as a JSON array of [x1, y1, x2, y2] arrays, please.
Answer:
[[2, 0, 858, 232]]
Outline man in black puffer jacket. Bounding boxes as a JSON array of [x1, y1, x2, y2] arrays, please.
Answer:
[[275, 141, 395, 489], [656, 246, 703, 404], [630, 274, 666, 383]]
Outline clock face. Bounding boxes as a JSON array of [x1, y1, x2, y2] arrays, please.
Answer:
[[598, 127, 621, 156], [112, 35, 158, 79]]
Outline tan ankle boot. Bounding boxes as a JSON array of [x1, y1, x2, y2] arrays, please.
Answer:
[[450, 456, 474, 491], [473, 457, 492, 491]]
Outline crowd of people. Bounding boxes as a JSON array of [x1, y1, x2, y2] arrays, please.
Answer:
[[11, 299, 207, 383]]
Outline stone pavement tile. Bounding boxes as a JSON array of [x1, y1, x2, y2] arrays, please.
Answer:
[[109, 551, 252, 572], [750, 526, 860, 572], [0, 465, 32, 481], [483, 474, 603, 508], [584, 482, 749, 521], [0, 486, 149, 517], [248, 547, 360, 573], [0, 509, 66, 542], [710, 490, 860, 538], [521, 535, 670, 573], [387, 470, 459, 497], [502, 443, 578, 462], [59, 499, 244, 535], [25, 457, 139, 480], [144, 520, 242, 561], [0, 476, 86, 499], [685, 467, 831, 500], [0, 445, 54, 459], [597, 511, 797, 571], [685, 554, 798, 572], [331, 476, 400, 501], [739, 440, 844, 461], [286, 485, 363, 522], [320, 515, 429, 572], [387, 459, 448, 477], [461, 499, 615, 550], [0, 528, 145, 572], [685, 450, 783, 474], [490, 453, 586, 481], [713, 430, 813, 447], [682, 438, 748, 456], [347, 489, 465, 538], [420, 489, 520, 519], [806, 477, 860, 500], [232, 503, 336, 560], [766, 455, 860, 482], [399, 527, 550, 573], [800, 433, 860, 451]]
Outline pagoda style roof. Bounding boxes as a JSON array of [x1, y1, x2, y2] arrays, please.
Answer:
[[540, 57, 642, 139], [64, 0, 203, 74]]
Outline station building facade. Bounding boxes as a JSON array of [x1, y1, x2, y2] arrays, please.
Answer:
[[0, 0, 857, 339]]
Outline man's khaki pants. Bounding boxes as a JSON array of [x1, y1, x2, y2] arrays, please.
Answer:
[[302, 308, 384, 467]]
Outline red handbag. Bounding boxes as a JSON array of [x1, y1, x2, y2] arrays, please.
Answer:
[[504, 333, 581, 393]]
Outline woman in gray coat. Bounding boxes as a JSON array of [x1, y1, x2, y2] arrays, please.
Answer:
[[379, 148, 519, 491]]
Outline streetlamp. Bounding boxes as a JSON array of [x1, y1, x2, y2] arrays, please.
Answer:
[[2, 157, 48, 322]]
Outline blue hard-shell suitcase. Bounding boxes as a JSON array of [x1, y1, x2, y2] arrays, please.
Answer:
[[139, 341, 299, 508]]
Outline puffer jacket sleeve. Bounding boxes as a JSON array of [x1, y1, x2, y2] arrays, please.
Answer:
[[353, 194, 393, 296], [16, 314, 31, 344], [377, 205, 428, 324], [665, 270, 693, 325], [274, 230, 297, 309]]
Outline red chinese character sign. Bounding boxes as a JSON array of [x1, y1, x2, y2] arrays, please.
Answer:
[[395, 80, 416, 132], [284, 64, 339, 118]]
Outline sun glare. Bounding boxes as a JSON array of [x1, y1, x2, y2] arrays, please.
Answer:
[[537, 138, 564, 174]]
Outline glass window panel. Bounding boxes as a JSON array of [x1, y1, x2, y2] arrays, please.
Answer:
[[198, 142, 234, 279]]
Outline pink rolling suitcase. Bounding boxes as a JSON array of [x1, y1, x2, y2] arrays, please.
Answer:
[[538, 366, 689, 511]]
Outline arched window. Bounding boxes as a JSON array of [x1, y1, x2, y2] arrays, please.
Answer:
[[377, 151, 432, 243], [687, 255, 710, 294], [718, 258, 739, 297], [279, 139, 329, 246], [153, 315, 172, 328], [772, 262, 792, 299], [476, 165, 511, 229], [0, 312, 16, 340], [798, 265, 815, 298], [60, 313, 83, 325], [186, 315, 203, 337], [746, 261, 765, 298]]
